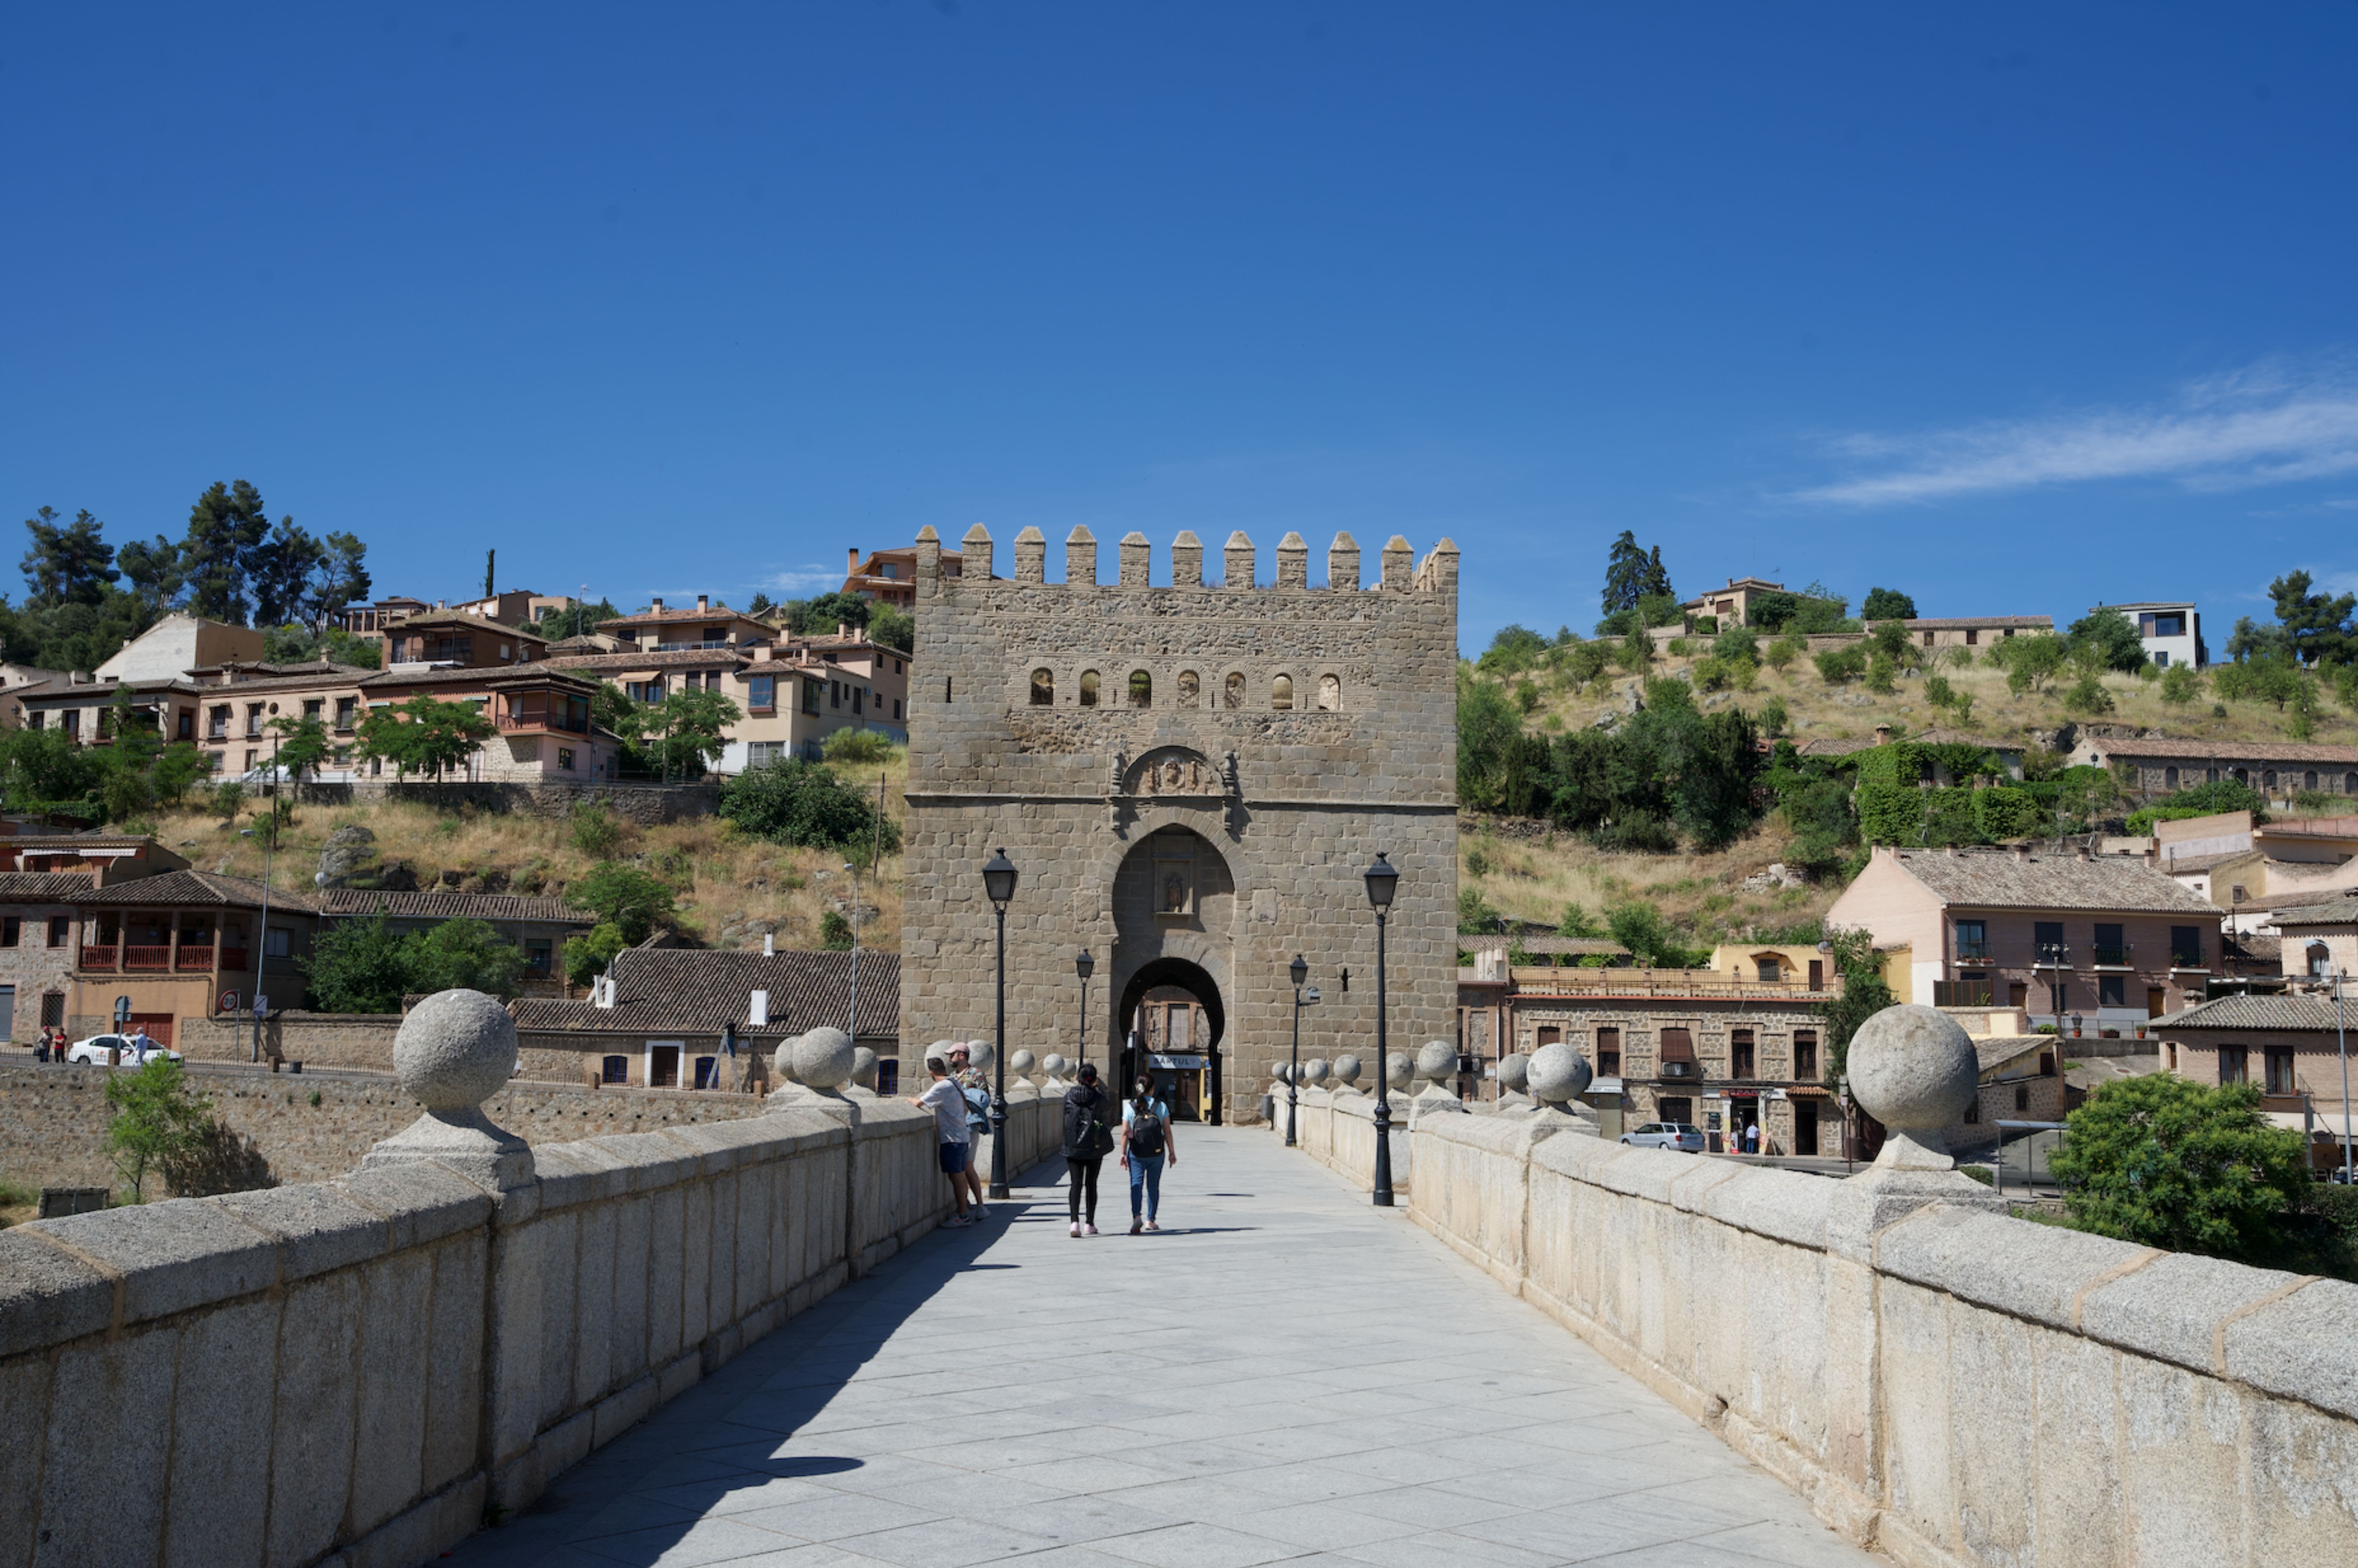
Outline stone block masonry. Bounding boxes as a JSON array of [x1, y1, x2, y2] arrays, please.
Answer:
[[900, 525, 1460, 1123], [1282, 1101, 2358, 1568], [0, 1063, 1064, 1568]]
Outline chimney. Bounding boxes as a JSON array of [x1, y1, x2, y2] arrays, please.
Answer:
[[2013, 845, 2032, 862], [651, 597, 664, 613], [848, 547, 859, 575], [593, 975, 615, 1008], [750, 988, 769, 1026], [2075, 845, 2091, 862], [1873, 724, 1892, 745], [696, 594, 709, 613], [763, 931, 774, 955]]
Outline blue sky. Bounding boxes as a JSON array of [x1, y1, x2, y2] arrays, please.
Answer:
[[6, 4, 2356, 653]]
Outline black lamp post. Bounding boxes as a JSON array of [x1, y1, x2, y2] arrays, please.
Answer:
[[1075, 949, 1095, 1081], [982, 848, 1018, 1198], [1364, 852, 1399, 1206], [1287, 953, 1308, 1147]]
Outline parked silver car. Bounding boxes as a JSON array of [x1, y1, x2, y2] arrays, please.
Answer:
[[1619, 1121, 1706, 1153]]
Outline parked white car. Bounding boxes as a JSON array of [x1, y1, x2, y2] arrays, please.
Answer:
[[65, 1034, 183, 1067], [1620, 1121, 1706, 1153]]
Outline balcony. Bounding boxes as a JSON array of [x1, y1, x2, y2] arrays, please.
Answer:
[[2033, 944, 2072, 969], [176, 946, 216, 972], [1934, 980, 1995, 1006], [206, 728, 229, 743], [498, 712, 590, 735], [123, 946, 171, 971], [654, 639, 737, 652], [78, 946, 117, 969], [1954, 944, 1992, 964], [2091, 944, 2133, 969], [2171, 947, 2206, 971]]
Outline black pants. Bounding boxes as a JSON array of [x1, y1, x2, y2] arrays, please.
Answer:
[[1066, 1157, 1102, 1223]]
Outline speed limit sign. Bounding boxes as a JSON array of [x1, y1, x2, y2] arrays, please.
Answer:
[[220, 990, 240, 1014]]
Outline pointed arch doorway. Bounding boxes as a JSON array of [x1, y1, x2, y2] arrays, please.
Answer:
[[1116, 956, 1225, 1122]]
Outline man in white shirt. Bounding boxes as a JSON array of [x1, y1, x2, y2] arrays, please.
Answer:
[[908, 1055, 977, 1227]]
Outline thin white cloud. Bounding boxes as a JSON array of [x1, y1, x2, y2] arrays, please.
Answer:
[[757, 566, 844, 594], [1793, 361, 2358, 507]]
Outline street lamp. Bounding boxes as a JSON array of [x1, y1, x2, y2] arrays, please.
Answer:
[[1287, 954, 1308, 1147], [1364, 851, 1399, 1206], [982, 848, 1018, 1199], [1075, 949, 1095, 1080]]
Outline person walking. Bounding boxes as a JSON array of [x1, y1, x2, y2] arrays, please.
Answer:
[[1119, 1076, 1177, 1234], [907, 1054, 976, 1226], [946, 1041, 990, 1216], [1062, 1063, 1113, 1237]]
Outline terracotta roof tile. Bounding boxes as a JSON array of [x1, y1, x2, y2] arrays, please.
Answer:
[[511, 947, 899, 1040], [1886, 846, 2219, 914], [0, 873, 105, 900], [2080, 736, 2358, 765], [2159, 991, 2354, 1032], [74, 870, 320, 913], [321, 890, 597, 924]]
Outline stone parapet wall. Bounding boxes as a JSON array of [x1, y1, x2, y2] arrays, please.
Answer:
[[177, 1010, 404, 1069], [1269, 1088, 1410, 1193], [1293, 1108, 2358, 1568], [0, 1080, 1064, 1568]]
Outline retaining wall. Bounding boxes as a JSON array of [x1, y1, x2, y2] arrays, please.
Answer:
[[1307, 1107, 2358, 1568], [0, 1082, 1061, 1568]]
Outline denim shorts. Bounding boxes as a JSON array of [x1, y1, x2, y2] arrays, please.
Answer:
[[938, 1141, 971, 1174]]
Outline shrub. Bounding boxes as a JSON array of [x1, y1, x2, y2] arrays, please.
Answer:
[[1860, 587, 1917, 621], [2062, 674, 2116, 716], [819, 910, 853, 949], [1763, 633, 1804, 671], [1588, 811, 1679, 853], [1759, 696, 1789, 737], [1465, 847, 1491, 879], [1923, 674, 1954, 709], [1691, 656, 1731, 692], [1814, 646, 1868, 685], [1515, 680, 1541, 714], [822, 728, 896, 765], [2158, 664, 2201, 704], [1666, 637, 1695, 659], [1863, 652, 1897, 694], [720, 759, 901, 854], [569, 863, 677, 945], [564, 921, 629, 986], [1456, 887, 1503, 933], [2050, 1078, 2311, 1264], [1614, 626, 1653, 672], [104, 1059, 220, 1203], [570, 802, 626, 858]]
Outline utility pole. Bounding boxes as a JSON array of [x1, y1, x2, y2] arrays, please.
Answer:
[[845, 861, 859, 1045], [2338, 967, 2353, 1184]]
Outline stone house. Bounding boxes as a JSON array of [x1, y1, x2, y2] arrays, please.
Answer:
[[370, 608, 550, 669], [2274, 895, 2358, 982], [899, 524, 1460, 1126], [2066, 734, 2358, 802], [1826, 844, 2220, 1037], [511, 946, 898, 1089], [1944, 1025, 2066, 1158], [1503, 966, 1840, 1156], [1679, 576, 1790, 628], [1864, 615, 2053, 651], [2156, 990, 2357, 1170]]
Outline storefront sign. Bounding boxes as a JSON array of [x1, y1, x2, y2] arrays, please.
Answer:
[[1150, 1054, 1207, 1070]]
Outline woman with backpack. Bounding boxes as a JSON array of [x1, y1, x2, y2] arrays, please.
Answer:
[[1119, 1076, 1178, 1234], [1062, 1063, 1114, 1237]]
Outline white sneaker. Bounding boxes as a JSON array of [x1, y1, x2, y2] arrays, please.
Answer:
[[1084, 1223, 1098, 1236], [1146, 1220, 1160, 1232], [1069, 1221, 1081, 1238]]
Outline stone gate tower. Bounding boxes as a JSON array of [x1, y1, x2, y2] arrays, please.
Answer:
[[900, 523, 1458, 1122]]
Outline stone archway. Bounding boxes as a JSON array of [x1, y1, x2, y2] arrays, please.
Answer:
[[1108, 824, 1235, 1121]]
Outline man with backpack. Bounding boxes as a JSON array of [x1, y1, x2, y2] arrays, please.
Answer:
[[1062, 1062, 1114, 1236], [946, 1041, 990, 1217], [1119, 1076, 1178, 1234]]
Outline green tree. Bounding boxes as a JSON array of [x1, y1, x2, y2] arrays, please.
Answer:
[[2062, 673, 2116, 716], [2257, 570, 2356, 668], [2049, 1077, 2311, 1263], [264, 714, 332, 786], [819, 910, 853, 949], [564, 921, 630, 986], [151, 742, 212, 807], [720, 759, 902, 853], [1600, 531, 1674, 617], [1860, 587, 1916, 621], [20, 507, 118, 606], [869, 603, 915, 654], [1996, 634, 2067, 694], [822, 727, 895, 764], [1558, 901, 1602, 938], [104, 1057, 218, 1202], [302, 914, 418, 1012], [248, 518, 327, 628], [116, 532, 185, 614], [406, 918, 525, 997], [180, 480, 274, 624], [2158, 664, 2201, 704], [1456, 887, 1502, 934], [797, 591, 872, 633], [569, 863, 676, 944], [307, 531, 372, 630], [649, 686, 742, 778], [1813, 926, 1894, 1088], [1814, 645, 1867, 684], [1863, 652, 1897, 694], [355, 695, 494, 780], [1606, 902, 1704, 968], [2065, 607, 2149, 674], [534, 598, 620, 642]]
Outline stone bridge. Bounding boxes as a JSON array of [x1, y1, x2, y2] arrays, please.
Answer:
[[0, 998, 2353, 1568]]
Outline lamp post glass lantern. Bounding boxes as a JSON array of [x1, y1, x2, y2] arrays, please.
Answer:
[[982, 849, 1018, 1199], [1076, 949, 1095, 1080], [1287, 953, 1309, 1147], [1364, 852, 1398, 1206]]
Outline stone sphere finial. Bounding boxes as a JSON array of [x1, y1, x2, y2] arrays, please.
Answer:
[[1274, 1063, 1292, 1085], [1303, 1058, 1330, 1085], [1384, 1052, 1413, 1088], [851, 1046, 879, 1088], [1497, 1052, 1532, 1094], [1415, 1040, 1456, 1082], [964, 1039, 995, 1073], [1332, 1054, 1362, 1086], [1010, 1049, 1036, 1077], [1527, 1043, 1593, 1107], [792, 1026, 857, 1090], [1042, 1052, 1068, 1078], [393, 990, 518, 1110], [1849, 1005, 1978, 1153]]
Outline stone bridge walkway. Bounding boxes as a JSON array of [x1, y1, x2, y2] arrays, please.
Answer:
[[448, 1129, 1880, 1568]]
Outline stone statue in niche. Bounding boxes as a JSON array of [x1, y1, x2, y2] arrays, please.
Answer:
[[1223, 671, 1245, 709], [1177, 670, 1201, 706]]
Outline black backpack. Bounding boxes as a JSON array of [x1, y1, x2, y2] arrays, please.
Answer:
[[1063, 1087, 1111, 1157], [1128, 1101, 1166, 1159]]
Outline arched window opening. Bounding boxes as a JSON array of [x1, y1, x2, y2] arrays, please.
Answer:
[[2263, 770, 2277, 792], [1317, 674, 1341, 711], [1128, 670, 1152, 707], [2310, 942, 2332, 978], [602, 1055, 628, 1085], [2346, 772, 2357, 794], [2307, 770, 2320, 791], [1271, 674, 1294, 711], [1029, 668, 1054, 706], [2164, 767, 2179, 790], [1080, 670, 1100, 708], [2233, 767, 2249, 785], [1223, 672, 1245, 709], [1177, 670, 1201, 707]]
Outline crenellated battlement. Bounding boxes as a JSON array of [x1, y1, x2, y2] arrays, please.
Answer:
[[910, 524, 1457, 596]]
